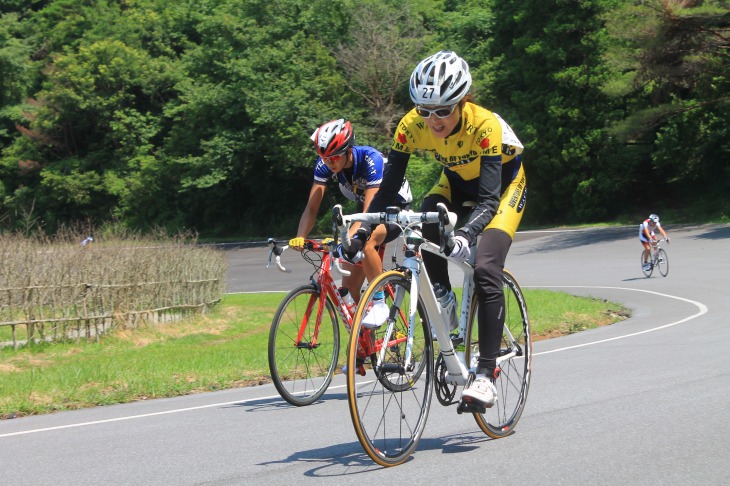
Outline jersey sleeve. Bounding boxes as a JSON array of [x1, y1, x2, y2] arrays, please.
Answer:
[[362, 148, 384, 188], [370, 149, 410, 212], [313, 158, 332, 185]]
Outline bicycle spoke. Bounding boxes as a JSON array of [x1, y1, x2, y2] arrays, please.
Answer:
[[347, 271, 433, 467], [468, 270, 531, 438], [269, 286, 339, 406]]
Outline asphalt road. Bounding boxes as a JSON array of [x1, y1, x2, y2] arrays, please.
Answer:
[[1, 223, 729, 485]]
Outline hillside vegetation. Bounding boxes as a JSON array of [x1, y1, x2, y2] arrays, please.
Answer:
[[1, 0, 728, 237]]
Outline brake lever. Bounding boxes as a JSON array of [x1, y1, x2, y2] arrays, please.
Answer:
[[266, 238, 291, 273]]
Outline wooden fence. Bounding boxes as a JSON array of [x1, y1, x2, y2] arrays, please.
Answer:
[[0, 277, 224, 349], [0, 238, 227, 349]]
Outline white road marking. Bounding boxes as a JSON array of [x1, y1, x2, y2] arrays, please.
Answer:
[[1, 286, 707, 439], [527, 286, 708, 356], [0, 394, 284, 438]]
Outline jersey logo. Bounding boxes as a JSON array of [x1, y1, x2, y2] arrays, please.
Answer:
[[479, 138, 490, 149], [397, 133, 407, 144]]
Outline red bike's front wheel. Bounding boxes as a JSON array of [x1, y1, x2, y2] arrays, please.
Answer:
[[268, 284, 340, 406]]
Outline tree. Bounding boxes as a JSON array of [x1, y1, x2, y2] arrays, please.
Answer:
[[601, 0, 730, 216], [486, 0, 623, 223], [333, 0, 429, 138]]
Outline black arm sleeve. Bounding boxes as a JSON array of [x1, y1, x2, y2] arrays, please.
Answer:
[[455, 156, 501, 244], [369, 149, 411, 212]]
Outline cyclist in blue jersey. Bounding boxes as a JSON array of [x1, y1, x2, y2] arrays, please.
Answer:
[[290, 119, 412, 325]]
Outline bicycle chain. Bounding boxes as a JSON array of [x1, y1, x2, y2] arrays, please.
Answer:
[[434, 352, 458, 406]]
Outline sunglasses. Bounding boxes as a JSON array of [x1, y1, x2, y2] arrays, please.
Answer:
[[415, 104, 458, 119], [322, 152, 346, 163]]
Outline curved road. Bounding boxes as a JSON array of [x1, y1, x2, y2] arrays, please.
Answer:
[[1, 224, 729, 485]]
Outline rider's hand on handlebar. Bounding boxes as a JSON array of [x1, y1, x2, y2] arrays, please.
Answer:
[[448, 235, 470, 263], [289, 237, 305, 249], [336, 227, 368, 263]]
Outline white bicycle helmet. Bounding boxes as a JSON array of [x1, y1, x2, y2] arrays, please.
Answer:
[[649, 214, 660, 223], [409, 51, 472, 106]]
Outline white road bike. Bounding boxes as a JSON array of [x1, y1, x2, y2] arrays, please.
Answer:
[[333, 204, 532, 467]]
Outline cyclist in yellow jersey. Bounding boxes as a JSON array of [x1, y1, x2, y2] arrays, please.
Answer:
[[369, 50, 527, 411]]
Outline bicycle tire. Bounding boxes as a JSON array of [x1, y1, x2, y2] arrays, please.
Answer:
[[466, 269, 531, 439], [346, 270, 434, 467], [641, 250, 653, 277], [268, 284, 340, 406], [657, 248, 669, 277]]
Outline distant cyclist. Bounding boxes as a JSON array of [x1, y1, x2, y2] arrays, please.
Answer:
[[289, 119, 412, 325], [640, 214, 670, 271]]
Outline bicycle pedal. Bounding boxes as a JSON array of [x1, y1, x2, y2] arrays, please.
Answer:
[[457, 398, 487, 415]]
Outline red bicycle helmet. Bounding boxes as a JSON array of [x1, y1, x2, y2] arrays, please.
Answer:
[[311, 119, 354, 158]]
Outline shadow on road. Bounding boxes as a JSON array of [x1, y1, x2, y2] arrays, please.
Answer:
[[256, 430, 493, 475], [691, 225, 730, 240], [520, 227, 633, 254], [224, 390, 349, 413]]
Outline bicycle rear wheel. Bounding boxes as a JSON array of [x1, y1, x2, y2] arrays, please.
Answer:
[[346, 270, 434, 467], [657, 249, 669, 277], [641, 250, 653, 277], [268, 284, 340, 406], [465, 269, 531, 439]]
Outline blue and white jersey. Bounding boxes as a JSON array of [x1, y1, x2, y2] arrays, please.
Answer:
[[313, 146, 412, 206]]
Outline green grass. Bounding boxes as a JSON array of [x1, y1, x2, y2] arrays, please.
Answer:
[[0, 290, 629, 418], [526, 290, 630, 338]]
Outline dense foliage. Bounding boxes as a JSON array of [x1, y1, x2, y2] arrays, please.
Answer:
[[0, 0, 728, 236]]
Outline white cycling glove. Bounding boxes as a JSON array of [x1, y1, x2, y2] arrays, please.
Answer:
[[448, 235, 470, 263]]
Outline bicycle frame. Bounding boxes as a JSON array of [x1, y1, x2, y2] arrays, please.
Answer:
[[267, 238, 409, 406], [267, 239, 391, 337], [401, 238, 471, 384], [334, 205, 525, 386], [650, 239, 665, 263]]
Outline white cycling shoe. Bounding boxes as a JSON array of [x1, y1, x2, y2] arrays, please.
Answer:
[[460, 376, 497, 412], [361, 299, 389, 329]]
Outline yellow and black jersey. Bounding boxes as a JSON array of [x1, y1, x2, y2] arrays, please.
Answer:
[[372, 102, 526, 241]]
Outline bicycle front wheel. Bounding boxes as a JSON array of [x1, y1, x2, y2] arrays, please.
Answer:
[[641, 250, 653, 277], [268, 284, 340, 406], [346, 270, 434, 467], [657, 249, 669, 277], [465, 269, 531, 439]]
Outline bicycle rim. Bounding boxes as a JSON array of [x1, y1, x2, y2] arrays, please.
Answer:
[[268, 285, 340, 406], [346, 270, 434, 467], [467, 270, 531, 438], [658, 249, 669, 277]]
